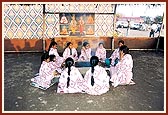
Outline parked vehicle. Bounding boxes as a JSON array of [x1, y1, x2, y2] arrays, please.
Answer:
[[116, 21, 128, 28], [130, 23, 140, 30]]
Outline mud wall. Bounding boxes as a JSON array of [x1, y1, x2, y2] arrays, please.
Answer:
[[4, 36, 163, 53]]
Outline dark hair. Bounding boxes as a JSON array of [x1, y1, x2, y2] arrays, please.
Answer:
[[98, 42, 104, 46], [41, 52, 50, 63], [66, 42, 72, 48], [119, 45, 129, 54], [118, 40, 124, 45], [65, 57, 74, 88], [90, 56, 99, 86], [49, 55, 56, 62], [48, 41, 57, 52], [83, 42, 89, 47]]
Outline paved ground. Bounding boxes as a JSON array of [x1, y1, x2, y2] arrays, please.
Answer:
[[3, 50, 165, 112]]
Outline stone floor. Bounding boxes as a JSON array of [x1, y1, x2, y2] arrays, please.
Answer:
[[3, 50, 165, 112]]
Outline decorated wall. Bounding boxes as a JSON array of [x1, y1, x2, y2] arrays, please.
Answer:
[[4, 3, 115, 39], [3, 3, 161, 52]]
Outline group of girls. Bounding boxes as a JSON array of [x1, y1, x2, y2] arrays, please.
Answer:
[[31, 39, 135, 95]]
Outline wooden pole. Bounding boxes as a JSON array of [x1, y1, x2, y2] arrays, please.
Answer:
[[42, 4, 46, 53], [112, 4, 117, 51], [156, 12, 164, 52]]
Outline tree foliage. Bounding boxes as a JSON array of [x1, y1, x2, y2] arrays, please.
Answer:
[[154, 16, 163, 23]]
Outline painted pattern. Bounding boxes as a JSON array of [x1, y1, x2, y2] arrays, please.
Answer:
[[4, 3, 115, 39]]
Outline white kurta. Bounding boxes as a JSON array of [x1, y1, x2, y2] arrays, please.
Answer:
[[49, 48, 64, 72], [49, 48, 60, 57], [31, 61, 55, 88], [78, 48, 92, 61], [110, 48, 120, 66], [110, 54, 133, 87], [83, 65, 110, 95], [95, 47, 106, 61], [57, 66, 84, 93], [63, 48, 78, 61]]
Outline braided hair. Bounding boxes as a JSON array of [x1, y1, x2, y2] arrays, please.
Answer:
[[65, 57, 74, 88], [90, 56, 99, 86]]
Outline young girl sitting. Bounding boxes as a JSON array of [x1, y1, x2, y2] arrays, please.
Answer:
[[31, 53, 59, 89], [78, 42, 92, 61], [48, 40, 60, 57], [83, 56, 110, 95], [57, 57, 84, 93], [63, 42, 78, 61], [95, 42, 106, 61], [48, 55, 62, 75], [110, 40, 124, 67], [48, 40, 64, 72], [110, 45, 135, 87]]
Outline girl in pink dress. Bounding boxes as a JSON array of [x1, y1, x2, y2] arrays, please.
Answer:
[[31, 53, 58, 89], [57, 57, 85, 93], [110, 40, 124, 66], [48, 41, 64, 73], [110, 45, 135, 87], [83, 56, 110, 95], [95, 43, 106, 61], [78, 42, 92, 61]]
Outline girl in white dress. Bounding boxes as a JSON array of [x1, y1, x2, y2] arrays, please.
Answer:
[[63, 42, 78, 61], [83, 56, 110, 95], [57, 57, 85, 93], [110, 45, 135, 87]]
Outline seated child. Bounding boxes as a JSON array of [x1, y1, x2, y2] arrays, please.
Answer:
[[48, 55, 62, 75], [48, 40, 64, 72], [110, 40, 124, 67], [31, 53, 59, 89], [95, 43, 106, 61], [78, 42, 92, 61], [63, 42, 78, 61], [82, 56, 110, 95], [110, 45, 135, 87], [57, 57, 85, 93]]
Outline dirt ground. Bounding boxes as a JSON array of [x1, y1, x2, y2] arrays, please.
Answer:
[[3, 50, 165, 112]]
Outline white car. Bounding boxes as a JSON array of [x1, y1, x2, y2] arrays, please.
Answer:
[[130, 23, 140, 30], [116, 21, 128, 28]]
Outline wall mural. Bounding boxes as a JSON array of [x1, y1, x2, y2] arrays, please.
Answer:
[[60, 13, 95, 36], [3, 3, 115, 39]]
